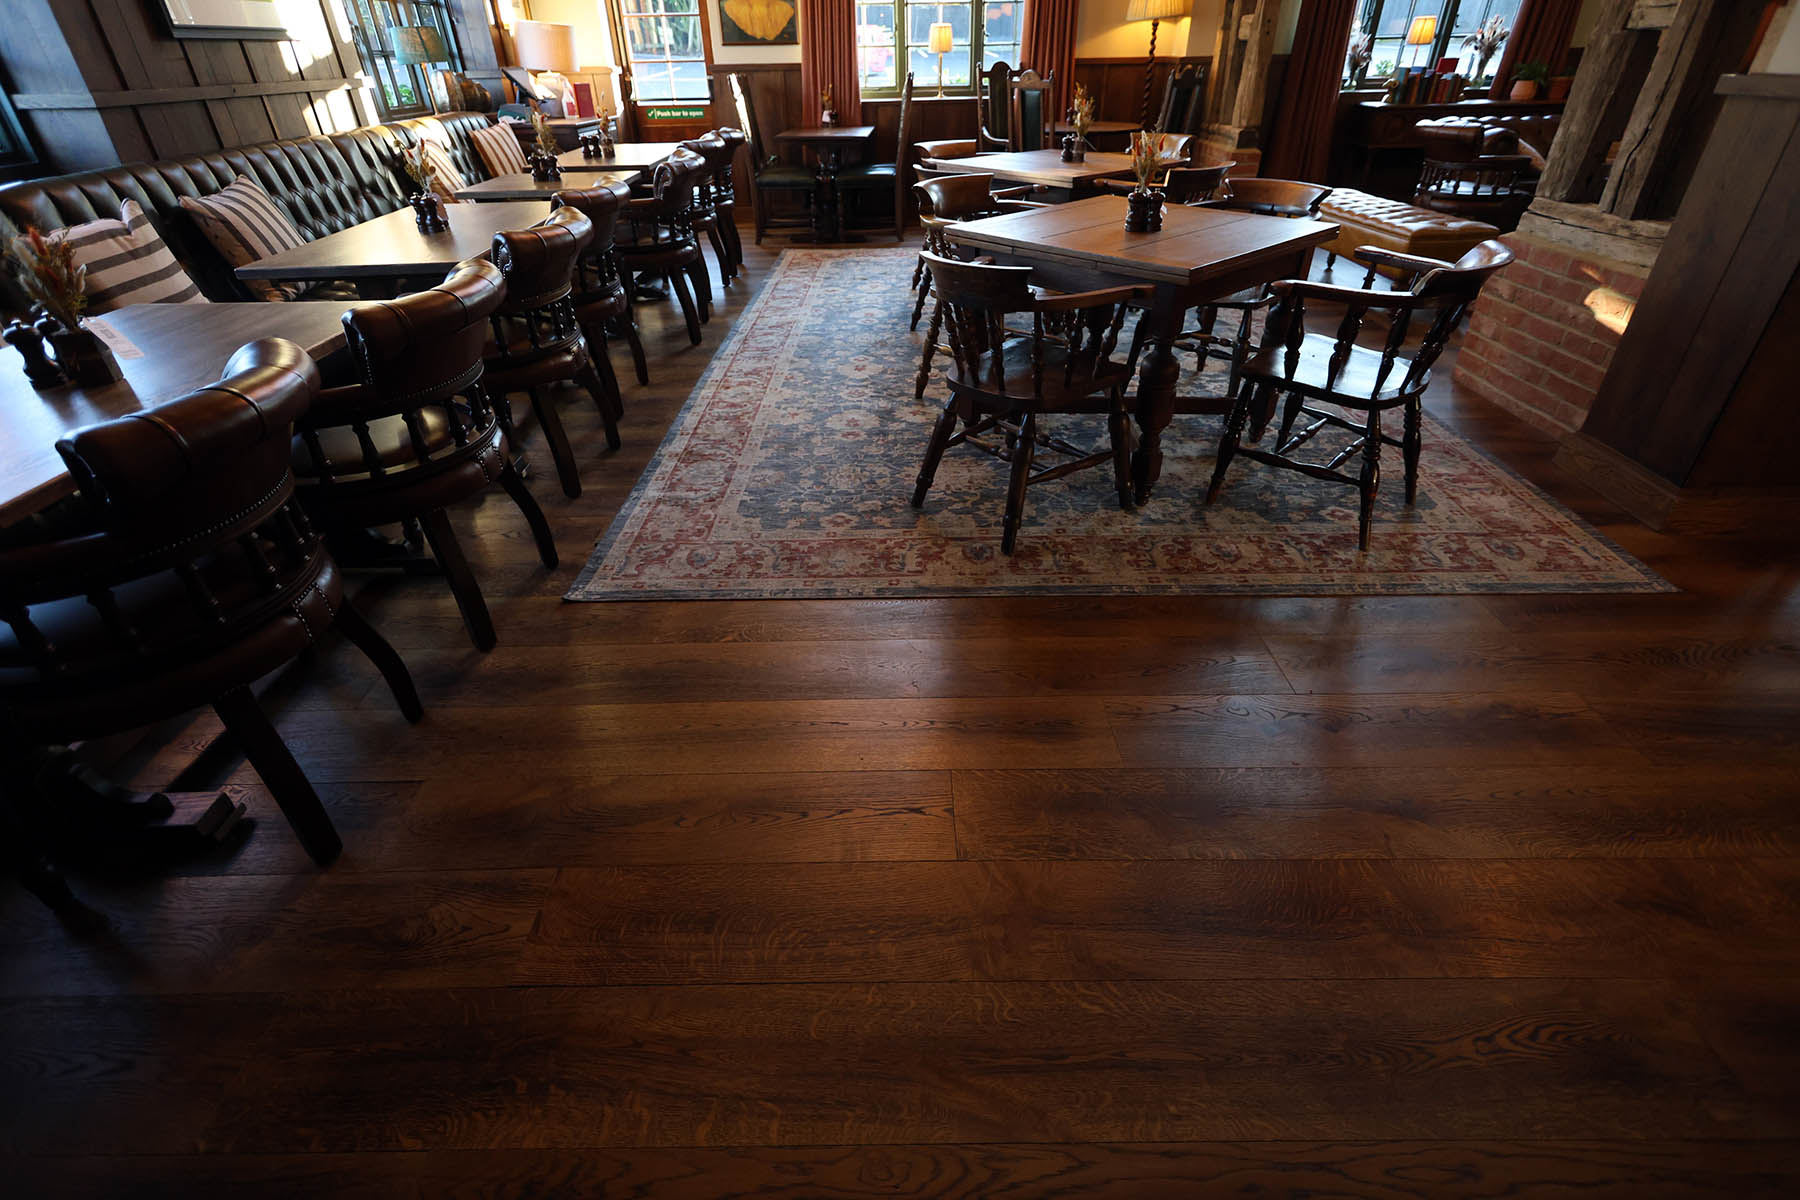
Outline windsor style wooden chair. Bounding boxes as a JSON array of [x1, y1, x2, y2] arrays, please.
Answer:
[[1207, 241, 1514, 549], [912, 251, 1148, 554]]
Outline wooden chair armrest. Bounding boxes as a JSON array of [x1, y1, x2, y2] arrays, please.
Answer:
[[1350, 246, 1448, 277], [1268, 278, 1413, 307], [1033, 284, 1153, 313], [989, 184, 1037, 200]]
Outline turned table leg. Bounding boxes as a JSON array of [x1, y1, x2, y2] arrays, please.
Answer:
[[1131, 288, 1183, 504]]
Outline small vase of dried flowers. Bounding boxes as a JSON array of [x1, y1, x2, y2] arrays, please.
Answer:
[[1124, 130, 1166, 233], [820, 85, 837, 127], [402, 143, 449, 230], [5, 223, 119, 386], [529, 111, 563, 181], [1062, 84, 1095, 162]]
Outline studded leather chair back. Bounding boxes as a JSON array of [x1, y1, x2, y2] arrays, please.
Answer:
[[490, 206, 593, 317]]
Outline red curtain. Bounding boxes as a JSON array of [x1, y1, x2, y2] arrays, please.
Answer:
[[798, 0, 862, 125], [1488, 0, 1583, 98], [1260, 0, 1359, 182], [1022, 0, 1079, 122]]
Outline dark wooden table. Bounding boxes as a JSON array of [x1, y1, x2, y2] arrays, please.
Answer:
[[776, 125, 876, 243], [948, 196, 1339, 503], [456, 170, 638, 202], [554, 142, 684, 173], [235, 202, 549, 299], [0, 302, 349, 525], [923, 149, 1138, 202]]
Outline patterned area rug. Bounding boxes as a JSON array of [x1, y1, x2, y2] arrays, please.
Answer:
[[568, 249, 1668, 600]]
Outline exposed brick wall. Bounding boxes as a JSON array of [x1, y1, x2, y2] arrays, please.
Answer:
[[1453, 231, 1649, 434]]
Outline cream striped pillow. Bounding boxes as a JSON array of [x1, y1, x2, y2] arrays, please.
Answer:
[[420, 138, 470, 201], [179, 175, 310, 302], [51, 199, 206, 313], [471, 122, 529, 178]]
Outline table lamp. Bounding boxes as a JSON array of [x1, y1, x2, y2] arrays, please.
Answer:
[[1125, 0, 1186, 128], [391, 25, 450, 115], [1405, 15, 1438, 72], [928, 22, 955, 99], [512, 19, 579, 116]]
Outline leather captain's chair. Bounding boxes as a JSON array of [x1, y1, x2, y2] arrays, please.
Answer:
[[0, 338, 424, 891], [1413, 117, 1537, 231]]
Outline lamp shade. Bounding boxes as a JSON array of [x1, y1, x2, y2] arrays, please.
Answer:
[[1125, 0, 1187, 21], [1405, 15, 1438, 46], [927, 21, 955, 55], [513, 20, 578, 72], [390, 25, 449, 67]]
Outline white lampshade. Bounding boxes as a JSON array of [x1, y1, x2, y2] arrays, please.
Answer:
[[513, 20, 578, 72], [1125, 0, 1188, 20], [928, 21, 955, 55]]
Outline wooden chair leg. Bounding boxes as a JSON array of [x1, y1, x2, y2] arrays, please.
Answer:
[[417, 507, 496, 652], [1108, 390, 1134, 510], [212, 685, 341, 866], [576, 363, 622, 451], [621, 316, 650, 384], [910, 272, 932, 331], [686, 254, 713, 322], [915, 298, 944, 399], [1358, 410, 1383, 551], [1403, 395, 1423, 505], [1276, 391, 1306, 451], [1208, 381, 1255, 503], [498, 459, 559, 570], [591, 335, 625, 422], [912, 398, 960, 507], [1000, 413, 1035, 555], [526, 386, 582, 498], [911, 252, 927, 295], [668, 269, 703, 345], [333, 596, 422, 723], [705, 222, 734, 281]]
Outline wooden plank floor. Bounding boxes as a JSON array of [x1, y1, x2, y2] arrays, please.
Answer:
[[4, 236, 1799, 1198]]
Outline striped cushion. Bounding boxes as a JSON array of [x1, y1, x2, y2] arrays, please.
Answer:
[[420, 139, 469, 201], [49, 200, 206, 313], [471, 122, 529, 178], [179, 175, 309, 302]]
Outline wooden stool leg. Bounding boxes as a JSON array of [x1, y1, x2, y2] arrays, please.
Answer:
[[527, 386, 583, 498], [1403, 395, 1423, 505], [498, 459, 559, 570], [418, 507, 496, 652], [212, 686, 341, 866], [1358, 410, 1383, 551], [1000, 413, 1035, 555], [333, 596, 422, 722], [913, 397, 960, 507]]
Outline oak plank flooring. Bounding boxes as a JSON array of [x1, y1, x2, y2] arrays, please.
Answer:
[[4, 235, 1799, 1195]]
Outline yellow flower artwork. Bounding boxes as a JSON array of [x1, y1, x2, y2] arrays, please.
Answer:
[[719, 0, 797, 45]]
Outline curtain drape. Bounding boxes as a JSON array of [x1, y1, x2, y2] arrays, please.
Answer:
[[1260, 0, 1359, 182], [1488, 0, 1583, 98], [1022, 0, 1080, 123], [798, 0, 862, 126]]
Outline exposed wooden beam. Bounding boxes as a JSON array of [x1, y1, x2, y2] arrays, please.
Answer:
[[10, 77, 370, 111]]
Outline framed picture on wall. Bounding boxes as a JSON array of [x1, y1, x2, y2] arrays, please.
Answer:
[[718, 0, 797, 47], [157, 0, 289, 40]]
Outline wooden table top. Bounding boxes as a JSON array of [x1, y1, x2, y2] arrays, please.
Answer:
[[0, 302, 349, 525], [554, 142, 684, 172], [456, 170, 638, 202], [235, 202, 549, 282], [923, 149, 1138, 189], [777, 125, 875, 142], [947, 195, 1340, 288]]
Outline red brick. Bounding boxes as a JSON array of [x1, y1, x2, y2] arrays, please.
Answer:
[[1525, 245, 1574, 276]]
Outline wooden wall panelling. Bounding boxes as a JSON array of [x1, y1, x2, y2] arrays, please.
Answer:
[[1071, 58, 1209, 126], [1579, 75, 1800, 485]]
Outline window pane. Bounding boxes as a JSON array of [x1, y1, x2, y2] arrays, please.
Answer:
[[983, 2, 1019, 45], [910, 45, 970, 89], [909, 4, 970, 44]]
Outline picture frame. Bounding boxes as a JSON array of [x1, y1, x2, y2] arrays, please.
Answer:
[[157, 0, 289, 40], [718, 0, 798, 47]]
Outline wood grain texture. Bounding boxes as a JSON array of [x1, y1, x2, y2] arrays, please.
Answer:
[[2, 234, 1798, 1194]]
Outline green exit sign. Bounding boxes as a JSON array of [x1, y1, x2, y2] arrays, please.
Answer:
[[644, 106, 705, 121]]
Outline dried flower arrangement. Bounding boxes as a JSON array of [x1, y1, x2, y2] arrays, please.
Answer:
[[531, 109, 558, 157], [402, 141, 435, 190], [1130, 130, 1167, 193], [1068, 83, 1096, 142], [4, 220, 87, 330], [1463, 15, 1510, 81]]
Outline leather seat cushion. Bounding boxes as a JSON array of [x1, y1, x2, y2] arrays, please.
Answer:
[[756, 164, 816, 188], [0, 553, 339, 739], [1318, 189, 1499, 276], [838, 162, 896, 187]]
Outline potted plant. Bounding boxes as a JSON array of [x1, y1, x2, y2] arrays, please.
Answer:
[[1124, 130, 1166, 233], [1063, 83, 1095, 163], [1346, 32, 1374, 89], [1510, 61, 1550, 101], [1548, 73, 1575, 103], [1461, 15, 1509, 85]]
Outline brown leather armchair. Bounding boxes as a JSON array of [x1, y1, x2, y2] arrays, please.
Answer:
[[1413, 117, 1537, 231], [292, 259, 558, 653], [484, 206, 620, 498], [616, 150, 714, 345], [554, 180, 643, 395], [0, 338, 423, 889]]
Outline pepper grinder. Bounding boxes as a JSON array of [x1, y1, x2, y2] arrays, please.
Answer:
[[5, 316, 65, 388]]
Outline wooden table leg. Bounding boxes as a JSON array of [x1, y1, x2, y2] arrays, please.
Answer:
[[1131, 287, 1183, 504]]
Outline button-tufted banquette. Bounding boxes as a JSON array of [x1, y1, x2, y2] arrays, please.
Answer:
[[0, 112, 502, 305]]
